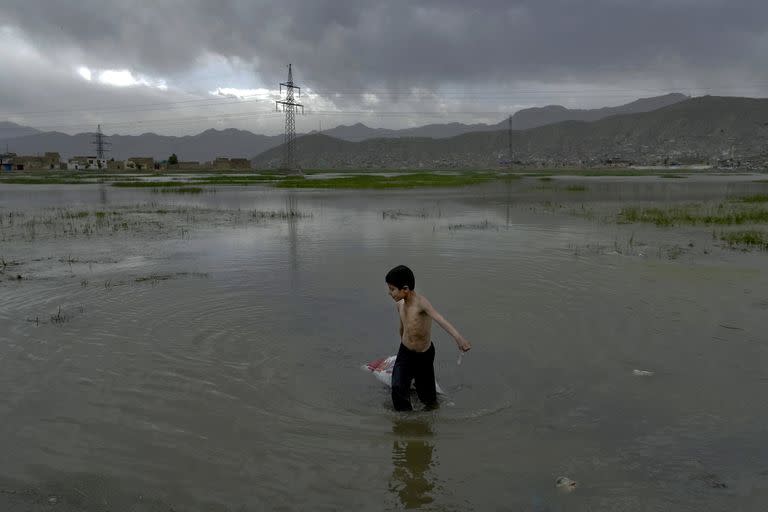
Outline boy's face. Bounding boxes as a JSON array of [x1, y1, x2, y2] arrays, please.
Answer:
[[387, 283, 408, 302]]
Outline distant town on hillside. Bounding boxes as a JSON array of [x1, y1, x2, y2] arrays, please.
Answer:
[[2, 94, 768, 171]]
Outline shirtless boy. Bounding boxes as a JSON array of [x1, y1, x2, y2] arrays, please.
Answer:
[[385, 265, 472, 411]]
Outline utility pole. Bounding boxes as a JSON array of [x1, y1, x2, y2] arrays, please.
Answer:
[[275, 64, 304, 173], [91, 124, 111, 169]]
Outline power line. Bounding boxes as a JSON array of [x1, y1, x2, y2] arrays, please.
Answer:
[[4, 84, 768, 120]]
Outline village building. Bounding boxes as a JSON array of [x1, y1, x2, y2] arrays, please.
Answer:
[[67, 155, 107, 170], [1, 152, 15, 172], [212, 157, 231, 171], [229, 158, 252, 170], [126, 157, 156, 171], [107, 160, 125, 171], [212, 157, 252, 170], [167, 161, 202, 171], [5, 152, 62, 170]]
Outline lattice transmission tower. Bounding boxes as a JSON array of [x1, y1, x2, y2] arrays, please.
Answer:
[[91, 124, 111, 169], [508, 115, 513, 169], [275, 64, 304, 173]]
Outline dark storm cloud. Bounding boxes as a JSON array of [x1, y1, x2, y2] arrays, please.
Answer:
[[1, 0, 767, 135], [3, 0, 767, 90]]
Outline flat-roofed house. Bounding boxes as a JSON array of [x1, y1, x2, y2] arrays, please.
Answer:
[[126, 157, 155, 171], [68, 156, 106, 170]]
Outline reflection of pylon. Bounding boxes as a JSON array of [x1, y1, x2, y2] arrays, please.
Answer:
[[275, 64, 304, 173]]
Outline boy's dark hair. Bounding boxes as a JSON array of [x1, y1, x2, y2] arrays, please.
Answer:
[[386, 265, 415, 290]]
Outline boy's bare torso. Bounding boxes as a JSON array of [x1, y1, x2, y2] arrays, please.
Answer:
[[397, 293, 433, 352]]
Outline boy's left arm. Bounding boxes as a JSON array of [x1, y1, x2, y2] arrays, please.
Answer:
[[423, 299, 472, 352]]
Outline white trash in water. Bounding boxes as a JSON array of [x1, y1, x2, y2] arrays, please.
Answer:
[[555, 476, 578, 492], [632, 369, 654, 377]]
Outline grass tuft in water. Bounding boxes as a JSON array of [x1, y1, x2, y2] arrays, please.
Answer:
[[447, 220, 496, 231], [63, 211, 90, 219], [565, 185, 587, 192], [720, 230, 768, 250], [619, 205, 768, 226], [153, 187, 205, 194], [251, 209, 309, 220], [734, 194, 768, 203]]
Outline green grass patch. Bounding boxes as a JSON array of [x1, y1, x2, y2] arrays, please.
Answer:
[[192, 175, 282, 185], [659, 174, 686, 179], [275, 172, 500, 189], [565, 185, 587, 192], [538, 177, 553, 182], [0, 177, 90, 184], [721, 230, 768, 249], [619, 205, 768, 226], [735, 194, 768, 203], [519, 169, 701, 177], [63, 211, 90, 219], [112, 181, 185, 188]]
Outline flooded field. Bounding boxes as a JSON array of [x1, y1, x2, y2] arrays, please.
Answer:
[[1, 174, 768, 511]]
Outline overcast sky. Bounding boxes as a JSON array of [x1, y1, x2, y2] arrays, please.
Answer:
[[1, 0, 767, 136]]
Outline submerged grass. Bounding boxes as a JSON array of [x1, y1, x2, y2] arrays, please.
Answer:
[[721, 230, 768, 250], [734, 194, 768, 203], [153, 187, 205, 194], [565, 185, 587, 192], [252, 209, 310, 220], [619, 205, 768, 226]]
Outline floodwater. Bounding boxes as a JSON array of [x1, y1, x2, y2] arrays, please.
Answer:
[[1, 175, 767, 511]]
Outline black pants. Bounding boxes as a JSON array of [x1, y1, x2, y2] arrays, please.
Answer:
[[391, 343, 437, 411]]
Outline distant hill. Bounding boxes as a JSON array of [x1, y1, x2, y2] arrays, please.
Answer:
[[0, 121, 41, 140], [0, 128, 283, 161], [319, 93, 689, 141], [505, 92, 690, 130], [319, 121, 500, 142], [252, 96, 768, 169], [1, 93, 752, 167]]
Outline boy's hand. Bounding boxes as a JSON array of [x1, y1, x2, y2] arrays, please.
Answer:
[[457, 337, 472, 352]]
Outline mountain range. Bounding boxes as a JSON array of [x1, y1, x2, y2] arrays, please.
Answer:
[[0, 121, 41, 140], [319, 93, 689, 141], [0, 126, 283, 162], [251, 96, 768, 169], [0, 93, 689, 161]]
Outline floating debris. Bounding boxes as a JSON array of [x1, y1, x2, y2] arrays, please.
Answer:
[[632, 369, 655, 377], [691, 473, 727, 489], [555, 476, 578, 492]]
